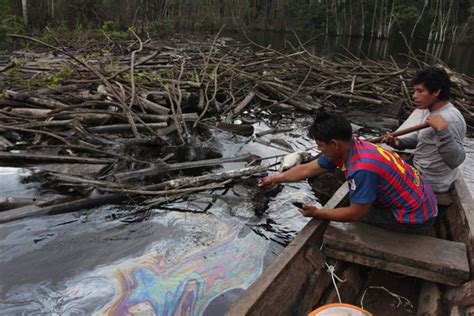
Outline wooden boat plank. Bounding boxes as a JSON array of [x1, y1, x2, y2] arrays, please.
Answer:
[[324, 247, 465, 286], [324, 222, 469, 285], [417, 281, 442, 316], [227, 108, 474, 314], [446, 173, 474, 278], [225, 219, 330, 315], [225, 184, 349, 315], [445, 280, 474, 308]]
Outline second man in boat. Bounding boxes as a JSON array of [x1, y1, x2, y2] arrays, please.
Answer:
[[258, 112, 438, 235], [382, 66, 466, 193]]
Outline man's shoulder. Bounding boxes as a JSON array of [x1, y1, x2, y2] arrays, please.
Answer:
[[442, 102, 465, 121]]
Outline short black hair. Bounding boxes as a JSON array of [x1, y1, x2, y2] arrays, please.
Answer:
[[411, 66, 451, 100], [308, 112, 352, 143]]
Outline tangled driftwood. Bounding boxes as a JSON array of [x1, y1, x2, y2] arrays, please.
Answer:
[[0, 31, 472, 221]]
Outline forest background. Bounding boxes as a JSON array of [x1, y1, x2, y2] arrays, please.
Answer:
[[0, 0, 473, 47]]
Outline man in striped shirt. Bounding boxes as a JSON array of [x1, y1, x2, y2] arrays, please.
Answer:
[[258, 112, 438, 234]]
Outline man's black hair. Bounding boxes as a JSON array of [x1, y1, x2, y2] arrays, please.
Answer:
[[308, 112, 352, 143], [411, 66, 451, 101]]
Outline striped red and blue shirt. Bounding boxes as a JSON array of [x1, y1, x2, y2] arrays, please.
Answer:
[[318, 137, 437, 224]]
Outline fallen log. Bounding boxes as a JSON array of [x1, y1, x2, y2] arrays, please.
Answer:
[[0, 135, 13, 149], [4, 90, 69, 109], [0, 164, 271, 223], [48, 173, 128, 188], [0, 60, 16, 72], [145, 164, 270, 191], [312, 89, 384, 105], [0, 124, 70, 144], [0, 196, 46, 211], [255, 127, 294, 137], [138, 112, 198, 123], [0, 152, 114, 165], [5, 84, 88, 98], [4, 108, 51, 117], [99, 180, 230, 196], [86, 122, 167, 134], [113, 154, 254, 181], [215, 122, 254, 137], [32, 163, 107, 176], [0, 194, 125, 223], [233, 91, 256, 115], [138, 96, 170, 114]]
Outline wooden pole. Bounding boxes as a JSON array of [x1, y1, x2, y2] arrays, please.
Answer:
[[368, 122, 430, 143]]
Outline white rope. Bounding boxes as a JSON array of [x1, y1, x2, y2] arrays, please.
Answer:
[[360, 286, 413, 310], [324, 262, 346, 303]]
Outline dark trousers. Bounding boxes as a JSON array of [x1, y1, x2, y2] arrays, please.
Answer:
[[363, 205, 436, 235]]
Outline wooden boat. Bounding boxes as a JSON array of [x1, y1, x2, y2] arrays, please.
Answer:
[[227, 110, 474, 315]]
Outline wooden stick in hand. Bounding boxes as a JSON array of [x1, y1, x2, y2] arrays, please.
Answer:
[[368, 122, 430, 143]]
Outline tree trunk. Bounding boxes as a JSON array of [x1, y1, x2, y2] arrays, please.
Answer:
[[370, 0, 378, 38], [411, 0, 428, 40], [22, 0, 28, 27], [51, 0, 55, 19]]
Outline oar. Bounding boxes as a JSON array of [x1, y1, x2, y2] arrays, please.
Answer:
[[368, 122, 430, 143]]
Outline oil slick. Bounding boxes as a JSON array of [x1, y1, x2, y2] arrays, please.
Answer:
[[0, 213, 267, 315], [100, 223, 266, 315]]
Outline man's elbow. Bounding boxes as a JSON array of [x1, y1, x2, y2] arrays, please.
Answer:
[[445, 151, 466, 169]]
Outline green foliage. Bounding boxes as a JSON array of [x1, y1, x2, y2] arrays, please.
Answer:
[[1, 14, 25, 34], [3, 60, 20, 76], [108, 31, 129, 40], [40, 26, 60, 44], [186, 72, 199, 83], [147, 19, 174, 38], [0, 0, 12, 20], [394, 4, 419, 34], [0, 24, 6, 45], [290, 1, 327, 32], [119, 70, 161, 85], [102, 20, 120, 32], [101, 20, 128, 40], [49, 66, 72, 86], [55, 20, 71, 34]]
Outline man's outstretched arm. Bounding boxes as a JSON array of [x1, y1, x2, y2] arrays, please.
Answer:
[[258, 160, 330, 188]]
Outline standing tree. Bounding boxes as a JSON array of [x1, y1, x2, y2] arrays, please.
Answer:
[[21, 0, 28, 26]]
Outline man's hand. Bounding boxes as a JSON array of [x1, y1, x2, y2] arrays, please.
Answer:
[[257, 175, 277, 188], [426, 114, 448, 131], [381, 134, 400, 148], [297, 204, 318, 217]]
